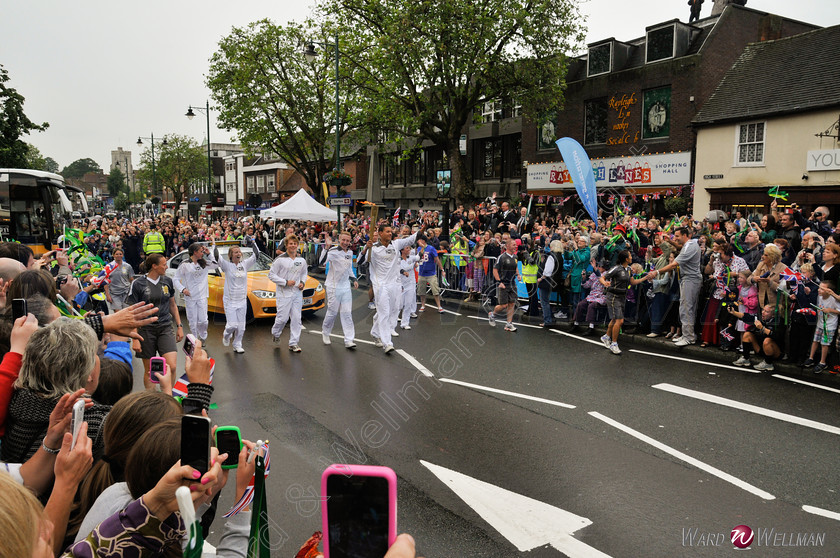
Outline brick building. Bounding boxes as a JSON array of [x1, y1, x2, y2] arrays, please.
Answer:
[[523, 5, 817, 217]]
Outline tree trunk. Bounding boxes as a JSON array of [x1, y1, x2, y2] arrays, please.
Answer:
[[446, 141, 472, 205]]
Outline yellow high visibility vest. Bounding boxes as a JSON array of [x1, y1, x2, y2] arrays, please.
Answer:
[[143, 231, 165, 254]]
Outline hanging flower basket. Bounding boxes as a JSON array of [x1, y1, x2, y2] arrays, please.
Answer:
[[324, 169, 352, 187]]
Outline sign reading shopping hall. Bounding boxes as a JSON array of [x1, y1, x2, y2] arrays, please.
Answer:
[[526, 152, 691, 190]]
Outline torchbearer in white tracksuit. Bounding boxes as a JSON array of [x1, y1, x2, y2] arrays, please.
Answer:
[[173, 242, 218, 342], [268, 234, 308, 353], [360, 218, 430, 354], [320, 231, 359, 348], [215, 238, 258, 354], [398, 246, 420, 329]]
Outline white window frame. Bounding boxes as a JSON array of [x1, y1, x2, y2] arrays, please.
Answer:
[[733, 121, 766, 167], [481, 99, 502, 123], [246, 175, 256, 193], [256, 175, 265, 193], [587, 42, 612, 77], [645, 24, 676, 64], [511, 98, 523, 118]]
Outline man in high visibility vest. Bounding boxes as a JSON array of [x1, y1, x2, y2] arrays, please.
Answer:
[[143, 224, 166, 256], [450, 231, 469, 291], [520, 238, 540, 316]]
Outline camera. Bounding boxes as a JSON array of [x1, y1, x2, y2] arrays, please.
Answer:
[[814, 211, 823, 218]]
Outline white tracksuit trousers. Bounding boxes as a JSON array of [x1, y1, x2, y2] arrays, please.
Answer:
[[370, 283, 400, 347], [322, 287, 355, 344], [185, 297, 209, 341], [272, 294, 303, 346], [223, 297, 248, 349]]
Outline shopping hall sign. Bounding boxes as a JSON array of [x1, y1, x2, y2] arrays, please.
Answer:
[[526, 152, 691, 190]]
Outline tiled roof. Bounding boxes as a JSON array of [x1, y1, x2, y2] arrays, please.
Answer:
[[693, 25, 840, 124]]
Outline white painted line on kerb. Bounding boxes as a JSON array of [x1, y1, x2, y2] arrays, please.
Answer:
[[652, 383, 840, 436], [395, 349, 435, 378], [424, 304, 462, 316], [630, 348, 760, 373], [307, 330, 376, 346], [440, 378, 576, 409], [771, 374, 840, 395], [802, 505, 840, 522], [589, 411, 775, 501], [466, 315, 545, 330]]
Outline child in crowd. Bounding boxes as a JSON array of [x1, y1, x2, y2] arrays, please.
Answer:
[[789, 263, 819, 364], [802, 280, 840, 374], [570, 260, 607, 336]]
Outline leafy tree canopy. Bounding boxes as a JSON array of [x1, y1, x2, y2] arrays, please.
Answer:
[[138, 134, 205, 211], [107, 166, 126, 197], [61, 158, 102, 179], [0, 64, 49, 168]]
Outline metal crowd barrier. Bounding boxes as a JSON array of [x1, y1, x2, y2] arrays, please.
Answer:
[[434, 254, 499, 302]]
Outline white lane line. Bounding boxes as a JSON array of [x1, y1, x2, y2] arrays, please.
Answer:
[[551, 328, 608, 347], [589, 411, 775, 501], [424, 304, 462, 316], [652, 383, 840, 436], [802, 505, 840, 522], [440, 378, 576, 409], [771, 374, 840, 395], [629, 348, 759, 373], [307, 330, 376, 346], [395, 349, 434, 378], [466, 315, 545, 330]]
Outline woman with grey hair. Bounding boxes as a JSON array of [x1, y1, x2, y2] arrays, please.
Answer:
[[1, 317, 108, 463]]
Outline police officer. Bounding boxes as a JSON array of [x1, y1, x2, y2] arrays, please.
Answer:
[[143, 223, 166, 256]]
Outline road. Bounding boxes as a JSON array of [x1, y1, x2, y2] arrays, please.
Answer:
[[137, 290, 840, 557]]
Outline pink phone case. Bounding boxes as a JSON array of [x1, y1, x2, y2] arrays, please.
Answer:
[[321, 464, 398, 557]]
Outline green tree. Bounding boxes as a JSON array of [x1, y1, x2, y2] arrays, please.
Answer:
[[114, 192, 130, 212], [207, 18, 364, 195], [107, 167, 126, 197], [61, 158, 102, 179], [0, 65, 49, 168], [22, 143, 58, 172], [138, 134, 205, 212], [320, 0, 583, 202]]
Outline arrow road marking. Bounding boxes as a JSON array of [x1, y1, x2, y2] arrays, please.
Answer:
[[589, 412, 775, 500], [652, 383, 840, 436], [439, 378, 575, 409], [420, 460, 611, 557]]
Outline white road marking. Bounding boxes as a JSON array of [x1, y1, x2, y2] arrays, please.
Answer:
[[802, 505, 840, 522], [551, 328, 609, 347], [424, 304, 462, 316], [629, 348, 760, 373], [440, 378, 575, 409], [771, 374, 840, 395], [421, 460, 611, 556], [395, 349, 434, 378], [652, 383, 840, 436], [307, 330, 376, 346], [588, 411, 775, 501], [466, 315, 546, 330]]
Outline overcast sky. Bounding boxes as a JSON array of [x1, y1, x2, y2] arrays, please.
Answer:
[[4, 0, 838, 172]]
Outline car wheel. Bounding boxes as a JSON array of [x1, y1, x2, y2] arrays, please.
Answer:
[[246, 301, 255, 324]]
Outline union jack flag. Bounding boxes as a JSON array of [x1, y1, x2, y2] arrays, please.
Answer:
[[720, 327, 734, 342], [171, 358, 215, 398], [223, 441, 271, 517], [779, 266, 802, 285], [392, 207, 401, 226]]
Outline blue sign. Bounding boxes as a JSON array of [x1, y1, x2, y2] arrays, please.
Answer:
[[555, 137, 598, 227]]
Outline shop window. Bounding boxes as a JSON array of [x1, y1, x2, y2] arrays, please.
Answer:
[[646, 25, 675, 63], [584, 98, 608, 145], [588, 43, 611, 76], [735, 122, 765, 165]]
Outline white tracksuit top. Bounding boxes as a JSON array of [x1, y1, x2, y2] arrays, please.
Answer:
[[268, 253, 308, 298], [218, 252, 257, 302], [398, 254, 420, 289], [173, 254, 219, 299], [320, 246, 357, 290], [367, 232, 419, 289]]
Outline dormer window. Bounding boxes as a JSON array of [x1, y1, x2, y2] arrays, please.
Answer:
[[588, 43, 612, 76], [646, 25, 675, 63]]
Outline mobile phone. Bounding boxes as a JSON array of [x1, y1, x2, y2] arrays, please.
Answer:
[[321, 464, 397, 558], [11, 299, 27, 322], [71, 399, 86, 450], [214, 426, 243, 469], [149, 357, 166, 384], [183, 334, 197, 359], [181, 397, 204, 416], [180, 414, 211, 475]]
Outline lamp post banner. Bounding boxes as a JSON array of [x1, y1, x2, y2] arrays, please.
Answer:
[[555, 137, 598, 226]]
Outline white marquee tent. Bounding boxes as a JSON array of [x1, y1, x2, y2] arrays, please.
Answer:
[[259, 189, 336, 222]]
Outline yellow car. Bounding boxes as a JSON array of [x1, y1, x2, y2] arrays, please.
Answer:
[[165, 243, 325, 319]]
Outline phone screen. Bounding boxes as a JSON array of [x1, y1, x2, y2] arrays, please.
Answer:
[[183, 335, 195, 358], [12, 299, 27, 322], [180, 415, 210, 475], [327, 475, 391, 558], [215, 430, 242, 464], [149, 359, 164, 384]]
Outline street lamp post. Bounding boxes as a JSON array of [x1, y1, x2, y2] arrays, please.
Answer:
[[136, 133, 167, 217], [185, 101, 214, 202], [303, 34, 342, 226]]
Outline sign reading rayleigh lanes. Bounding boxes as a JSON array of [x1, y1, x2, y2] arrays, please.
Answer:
[[806, 149, 840, 172], [526, 151, 691, 191]]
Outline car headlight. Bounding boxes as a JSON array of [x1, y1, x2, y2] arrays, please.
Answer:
[[252, 290, 276, 299], [315, 283, 324, 293]]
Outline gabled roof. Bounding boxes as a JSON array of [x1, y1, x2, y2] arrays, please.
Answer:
[[693, 24, 840, 125]]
